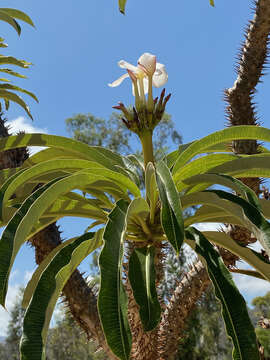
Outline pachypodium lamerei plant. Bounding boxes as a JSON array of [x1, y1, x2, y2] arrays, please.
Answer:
[[0, 52, 270, 360]]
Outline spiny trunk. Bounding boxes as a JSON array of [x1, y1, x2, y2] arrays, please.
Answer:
[[0, 115, 115, 359], [222, 0, 270, 268], [156, 261, 210, 360]]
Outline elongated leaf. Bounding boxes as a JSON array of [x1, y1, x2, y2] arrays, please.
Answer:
[[128, 246, 161, 331], [181, 173, 260, 209], [156, 161, 184, 254], [125, 197, 150, 239], [186, 227, 260, 360], [0, 56, 31, 67], [173, 153, 239, 184], [173, 125, 270, 175], [229, 269, 266, 280], [0, 68, 26, 78], [0, 179, 61, 306], [0, 10, 21, 35], [210, 154, 270, 179], [20, 231, 102, 360], [207, 189, 270, 257], [0, 159, 106, 213], [0, 83, 38, 102], [145, 162, 158, 224], [0, 8, 35, 27], [0, 90, 32, 119], [119, 0, 127, 14], [210, 0, 215, 6], [186, 230, 270, 283], [0, 171, 125, 306], [0, 133, 123, 171], [98, 200, 131, 360]]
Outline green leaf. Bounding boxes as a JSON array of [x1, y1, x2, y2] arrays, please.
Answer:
[[173, 153, 239, 185], [128, 246, 161, 331], [186, 230, 270, 283], [186, 227, 260, 360], [119, 0, 127, 14], [0, 171, 128, 307], [173, 125, 270, 175], [0, 83, 38, 102], [0, 90, 32, 119], [98, 200, 131, 360], [181, 173, 260, 209], [209, 154, 270, 179], [0, 68, 27, 78], [229, 269, 266, 281], [0, 159, 106, 215], [0, 8, 35, 27], [210, 0, 215, 6], [0, 179, 61, 306], [20, 231, 102, 360], [125, 197, 150, 239], [0, 56, 31, 68], [156, 161, 184, 254], [0, 133, 124, 171], [207, 189, 270, 257], [145, 162, 158, 224], [0, 10, 21, 35]]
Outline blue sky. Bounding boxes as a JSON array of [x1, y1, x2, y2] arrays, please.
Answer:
[[1, 0, 270, 336]]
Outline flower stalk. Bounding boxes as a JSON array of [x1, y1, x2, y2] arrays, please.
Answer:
[[139, 130, 155, 169]]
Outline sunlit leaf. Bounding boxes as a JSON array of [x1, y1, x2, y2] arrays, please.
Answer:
[[186, 227, 260, 359]]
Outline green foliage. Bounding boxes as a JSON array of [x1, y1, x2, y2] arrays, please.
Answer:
[[186, 227, 260, 359], [128, 246, 161, 331], [156, 161, 184, 254], [98, 200, 131, 360], [0, 8, 36, 118], [21, 232, 102, 360], [1, 124, 270, 358]]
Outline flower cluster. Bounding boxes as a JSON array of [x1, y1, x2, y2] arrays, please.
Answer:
[[109, 53, 171, 135]]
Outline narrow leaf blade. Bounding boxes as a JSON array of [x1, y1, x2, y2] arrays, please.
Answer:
[[128, 246, 161, 331], [186, 227, 260, 360], [98, 200, 131, 360], [156, 161, 184, 254]]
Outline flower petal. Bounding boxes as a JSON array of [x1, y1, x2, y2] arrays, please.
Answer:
[[108, 73, 129, 87], [118, 60, 138, 73], [132, 78, 149, 96], [152, 63, 168, 88], [138, 53, 156, 76]]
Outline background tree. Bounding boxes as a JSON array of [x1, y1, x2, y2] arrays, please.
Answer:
[[252, 292, 270, 358]]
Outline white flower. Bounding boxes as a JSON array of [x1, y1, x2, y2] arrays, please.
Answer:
[[108, 53, 168, 99]]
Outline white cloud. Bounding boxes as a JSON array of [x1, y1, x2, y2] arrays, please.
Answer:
[[0, 268, 36, 337], [6, 116, 48, 155], [233, 273, 270, 300], [24, 270, 34, 283], [0, 283, 21, 336]]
